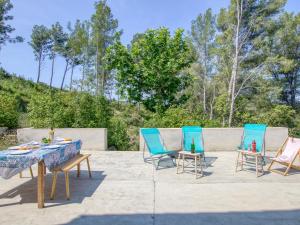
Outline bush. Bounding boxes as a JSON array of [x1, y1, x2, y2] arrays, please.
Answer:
[[108, 117, 131, 150], [144, 106, 221, 128], [28, 91, 111, 128], [260, 105, 296, 127], [0, 93, 19, 128]]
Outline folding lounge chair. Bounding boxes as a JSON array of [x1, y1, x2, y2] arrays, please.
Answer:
[[268, 137, 300, 176], [141, 128, 177, 169], [182, 126, 205, 157], [235, 124, 267, 177]]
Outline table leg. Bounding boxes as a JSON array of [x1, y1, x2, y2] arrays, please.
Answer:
[[195, 156, 197, 179], [241, 153, 244, 170], [182, 154, 185, 172], [199, 156, 203, 176], [37, 161, 45, 209], [176, 153, 180, 174], [255, 155, 258, 177]]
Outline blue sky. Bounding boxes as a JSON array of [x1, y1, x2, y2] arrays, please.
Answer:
[[0, 0, 299, 88]]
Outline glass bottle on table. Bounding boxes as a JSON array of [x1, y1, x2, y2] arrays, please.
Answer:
[[191, 138, 195, 154], [49, 127, 55, 144]]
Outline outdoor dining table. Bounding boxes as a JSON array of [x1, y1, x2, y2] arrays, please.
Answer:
[[0, 140, 82, 208]]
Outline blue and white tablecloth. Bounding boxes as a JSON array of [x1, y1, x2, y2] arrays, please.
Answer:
[[0, 140, 82, 179]]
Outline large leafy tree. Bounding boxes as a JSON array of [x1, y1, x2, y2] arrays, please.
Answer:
[[267, 12, 300, 107], [91, 0, 120, 96], [106, 28, 194, 113], [29, 25, 51, 83], [0, 0, 23, 50]]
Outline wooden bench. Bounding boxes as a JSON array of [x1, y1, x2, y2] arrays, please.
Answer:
[[50, 154, 92, 200]]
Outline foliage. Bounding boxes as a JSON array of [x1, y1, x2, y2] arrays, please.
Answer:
[[0, 0, 23, 49], [91, 0, 120, 96], [260, 105, 296, 127], [28, 25, 52, 82], [144, 106, 221, 128], [28, 91, 111, 128], [108, 117, 131, 151], [0, 93, 18, 128], [106, 28, 194, 113]]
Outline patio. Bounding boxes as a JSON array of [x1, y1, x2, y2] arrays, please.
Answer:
[[1, 151, 300, 225]]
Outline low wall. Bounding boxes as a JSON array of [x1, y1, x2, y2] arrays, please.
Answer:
[[17, 128, 107, 151], [139, 127, 288, 152]]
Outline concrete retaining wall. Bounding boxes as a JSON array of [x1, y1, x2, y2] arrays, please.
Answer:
[[17, 128, 107, 151], [139, 127, 288, 152]]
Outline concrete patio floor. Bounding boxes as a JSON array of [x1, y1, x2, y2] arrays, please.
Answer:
[[1, 151, 300, 225]]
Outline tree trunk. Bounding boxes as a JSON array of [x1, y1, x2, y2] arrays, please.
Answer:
[[50, 55, 55, 88], [61, 60, 69, 90], [81, 64, 85, 92], [209, 85, 216, 120], [290, 72, 297, 107], [69, 63, 74, 91], [37, 51, 42, 83], [95, 37, 99, 95], [228, 0, 242, 127]]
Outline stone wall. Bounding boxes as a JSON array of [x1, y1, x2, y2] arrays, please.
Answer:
[[139, 127, 288, 152], [17, 128, 107, 151]]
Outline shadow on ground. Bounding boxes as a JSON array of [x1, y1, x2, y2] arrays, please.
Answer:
[[59, 210, 300, 225], [0, 170, 105, 208]]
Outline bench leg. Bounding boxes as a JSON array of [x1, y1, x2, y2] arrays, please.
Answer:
[[29, 166, 34, 178], [50, 171, 58, 200], [65, 172, 70, 200], [77, 164, 80, 177], [86, 158, 92, 178]]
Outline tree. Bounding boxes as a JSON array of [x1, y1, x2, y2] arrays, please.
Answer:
[[49, 22, 68, 87], [106, 28, 194, 113], [91, 0, 120, 96], [190, 8, 216, 114], [216, 0, 286, 126], [0, 0, 23, 50], [29, 25, 51, 83], [190, 9, 217, 119], [267, 12, 300, 107]]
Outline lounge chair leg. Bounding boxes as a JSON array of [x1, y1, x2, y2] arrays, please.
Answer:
[[268, 160, 274, 171], [284, 164, 292, 176], [65, 172, 70, 200], [235, 152, 240, 172], [255, 155, 259, 177], [19, 172, 22, 178], [86, 158, 92, 178], [241, 153, 244, 170], [50, 172, 57, 200], [29, 166, 34, 178]]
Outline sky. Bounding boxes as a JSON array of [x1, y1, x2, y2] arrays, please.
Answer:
[[0, 0, 299, 88]]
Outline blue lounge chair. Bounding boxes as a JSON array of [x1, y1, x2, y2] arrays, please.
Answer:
[[239, 124, 267, 154], [141, 128, 177, 169], [236, 123, 267, 176], [182, 126, 205, 154]]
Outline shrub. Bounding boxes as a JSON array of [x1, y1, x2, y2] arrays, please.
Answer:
[[144, 106, 221, 128], [260, 105, 296, 127], [108, 117, 131, 150], [0, 93, 19, 128]]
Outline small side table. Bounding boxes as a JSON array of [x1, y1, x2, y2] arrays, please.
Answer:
[[177, 151, 203, 179], [235, 150, 264, 177]]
